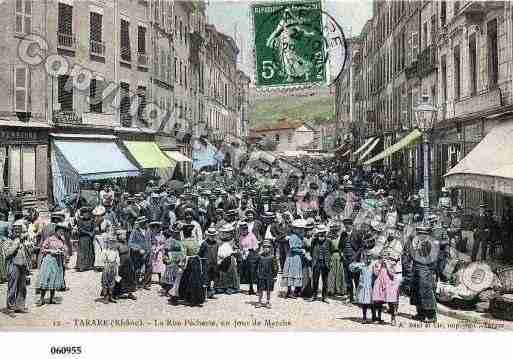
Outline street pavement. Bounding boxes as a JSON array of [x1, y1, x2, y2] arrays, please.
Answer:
[[0, 256, 511, 331]]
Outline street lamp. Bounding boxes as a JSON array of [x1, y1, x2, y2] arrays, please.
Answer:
[[413, 95, 437, 224]]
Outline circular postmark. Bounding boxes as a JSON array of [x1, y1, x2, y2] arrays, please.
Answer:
[[460, 262, 495, 295], [251, 0, 348, 89]]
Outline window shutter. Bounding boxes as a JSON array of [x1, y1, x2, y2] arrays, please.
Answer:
[[15, 67, 27, 112], [35, 145, 48, 198]]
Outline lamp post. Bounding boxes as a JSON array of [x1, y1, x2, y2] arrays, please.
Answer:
[[413, 95, 437, 224]]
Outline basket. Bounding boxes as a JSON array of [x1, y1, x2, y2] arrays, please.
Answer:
[[490, 294, 513, 321], [496, 266, 513, 293]]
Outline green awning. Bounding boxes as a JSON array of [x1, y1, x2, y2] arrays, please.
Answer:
[[353, 137, 376, 156], [363, 129, 422, 165], [123, 141, 172, 169], [359, 137, 381, 162]]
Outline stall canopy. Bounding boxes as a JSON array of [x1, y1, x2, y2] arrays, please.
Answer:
[[445, 120, 513, 194], [353, 137, 376, 156], [363, 129, 422, 165], [165, 151, 192, 163], [53, 138, 140, 180], [359, 137, 381, 162], [123, 141, 173, 169]]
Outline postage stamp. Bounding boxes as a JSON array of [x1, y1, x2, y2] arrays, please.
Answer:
[[251, 0, 327, 88]]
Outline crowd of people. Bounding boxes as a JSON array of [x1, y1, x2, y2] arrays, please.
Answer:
[[0, 156, 500, 325]]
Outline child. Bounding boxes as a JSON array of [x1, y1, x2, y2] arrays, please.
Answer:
[[101, 235, 120, 304], [371, 257, 392, 324], [255, 240, 278, 308], [349, 250, 375, 324]]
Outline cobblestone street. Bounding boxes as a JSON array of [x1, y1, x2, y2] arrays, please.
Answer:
[[1, 257, 511, 331]]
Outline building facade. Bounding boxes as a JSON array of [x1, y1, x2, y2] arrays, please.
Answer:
[[0, 0, 249, 206], [335, 0, 513, 214]]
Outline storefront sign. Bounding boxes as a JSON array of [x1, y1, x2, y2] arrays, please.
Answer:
[[0, 128, 47, 143]]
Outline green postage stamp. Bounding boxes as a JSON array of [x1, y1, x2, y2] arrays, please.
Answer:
[[251, 0, 327, 89]]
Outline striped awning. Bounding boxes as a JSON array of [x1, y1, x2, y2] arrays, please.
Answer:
[[353, 137, 376, 156], [359, 137, 381, 162]]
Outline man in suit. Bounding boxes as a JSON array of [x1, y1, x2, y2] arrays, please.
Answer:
[[472, 203, 493, 261], [309, 224, 332, 303], [5, 220, 33, 313]]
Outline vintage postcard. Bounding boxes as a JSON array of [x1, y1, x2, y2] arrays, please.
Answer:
[[1, 0, 513, 338]]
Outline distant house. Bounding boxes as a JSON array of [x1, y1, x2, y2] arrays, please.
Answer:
[[249, 119, 316, 152]]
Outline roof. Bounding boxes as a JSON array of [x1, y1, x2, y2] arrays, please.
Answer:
[[251, 119, 303, 132]]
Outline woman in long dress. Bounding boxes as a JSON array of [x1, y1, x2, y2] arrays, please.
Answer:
[[37, 224, 68, 306], [327, 223, 347, 297], [75, 207, 95, 272], [0, 221, 9, 283], [282, 220, 304, 298], [178, 223, 206, 306], [215, 224, 240, 295], [113, 230, 137, 300]]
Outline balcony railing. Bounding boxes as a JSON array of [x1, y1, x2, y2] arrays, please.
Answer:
[[90, 40, 105, 57], [120, 47, 131, 62], [137, 52, 148, 66], [57, 32, 77, 49], [53, 110, 81, 126]]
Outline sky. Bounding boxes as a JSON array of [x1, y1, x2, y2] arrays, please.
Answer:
[[206, 0, 373, 76]]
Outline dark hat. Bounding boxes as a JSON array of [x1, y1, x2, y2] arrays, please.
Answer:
[[238, 221, 248, 228], [148, 221, 162, 227], [215, 208, 224, 214], [245, 208, 255, 216], [206, 227, 218, 236], [342, 218, 353, 225], [416, 225, 432, 234], [227, 209, 238, 216]]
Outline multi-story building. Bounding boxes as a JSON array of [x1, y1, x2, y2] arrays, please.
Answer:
[[0, 0, 249, 206], [336, 0, 513, 214]]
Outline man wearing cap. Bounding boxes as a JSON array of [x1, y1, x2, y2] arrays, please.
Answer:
[[129, 217, 151, 289], [340, 218, 360, 302], [5, 220, 33, 313], [472, 203, 493, 262], [310, 224, 333, 303]]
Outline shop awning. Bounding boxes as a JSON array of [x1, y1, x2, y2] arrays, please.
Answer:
[[353, 137, 376, 156], [123, 141, 173, 169], [445, 120, 513, 194], [363, 129, 422, 165], [165, 151, 192, 163], [53, 139, 140, 181], [359, 137, 380, 162]]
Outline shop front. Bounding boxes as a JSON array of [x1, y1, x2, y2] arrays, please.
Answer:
[[50, 134, 140, 207], [0, 125, 49, 200]]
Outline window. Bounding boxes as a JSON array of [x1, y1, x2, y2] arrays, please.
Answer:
[[90, 12, 103, 56], [454, 45, 461, 100], [469, 34, 477, 95], [179, 20, 183, 42], [58, 75, 73, 112], [119, 82, 130, 123], [120, 19, 131, 62], [224, 83, 228, 105], [185, 25, 188, 45], [441, 1, 447, 26], [179, 60, 182, 85], [441, 55, 447, 101], [423, 22, 428, 49], [14, 67, 30, 112], [184, 64, 187, 88], [15, 0, 32, 35], [174, 57, 177, 82], [488, 19, 498, 88], [138, 26, 146, 54], [430, 15, 437, 46], [89, 78, 102, 113], [137, 86, 147, 123], [411, 31, 419, 62], [58, 2, 73, 47]]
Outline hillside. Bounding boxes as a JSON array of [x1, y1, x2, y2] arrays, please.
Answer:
[[248, 87, 335, 127]]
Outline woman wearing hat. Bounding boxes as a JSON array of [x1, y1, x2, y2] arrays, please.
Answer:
[[178, 226, 206, 306], [327, 222, 347, 298], [238, 222, 259, 295], [99, 235, 120, 304], [281, 219, 305, 299], [37, 222, 68, 306], [92, 205, 112, 271], [148, 221, 166, 287], [215, 224, 240, 295], [0, 220, 9, 283], [113, 230, 137, 301], [128, 216, 151, 289], [76, 207, 95, 272]]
